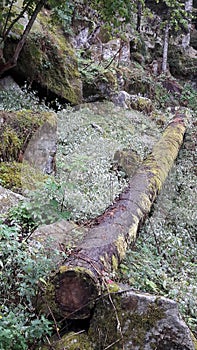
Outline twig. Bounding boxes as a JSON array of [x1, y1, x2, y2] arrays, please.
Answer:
[[104, 42, 123, 69], [104, 337, 122, 349], [104, 279, 125, 350], [41, 295, 61, 340]]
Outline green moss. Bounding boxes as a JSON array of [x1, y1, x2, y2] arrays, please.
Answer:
[[168, 46, 197, 78], [0, 161, 49, 192], [0, 162, 22, 191], [191, 333, 197, 350], [0, 110, 55, 162], [115, 235, 127, 261], [21, 161, 48, 191], [107, 282, 121, 293], [89, 293, 165, 349], [0, 127, 22, 161], [141, 121, 186, 195], [40, 332, 93, 350], [36, 280, 63, 320]]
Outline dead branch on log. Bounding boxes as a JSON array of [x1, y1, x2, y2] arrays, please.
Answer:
[[54, 113, 186, 319]]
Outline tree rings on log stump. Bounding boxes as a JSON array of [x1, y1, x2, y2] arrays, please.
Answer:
[[55, 267, 100, 319]]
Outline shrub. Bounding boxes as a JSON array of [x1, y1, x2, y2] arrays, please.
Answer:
[[0, 222, 63, 349]]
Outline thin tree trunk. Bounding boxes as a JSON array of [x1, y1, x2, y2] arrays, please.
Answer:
[[136, 1, 142, 33], [182, 0, 193, 49], [162, 22, 170, 73], [53, 113, 186, 319], [0, 0, 47, 76]]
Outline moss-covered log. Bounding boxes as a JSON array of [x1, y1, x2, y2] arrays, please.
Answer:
[[55, 114, 186, 319]]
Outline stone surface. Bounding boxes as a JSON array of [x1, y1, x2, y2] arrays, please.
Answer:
[[113, 148, 141, 177], [31, 219, 87, 252], [111, 91, 153, 114], [0, 185, 25, 217], [0, 76, 21, 92], [88, 289, 195, 350], [4, 10, 82, 104], [23, 113, 57, 176], [111, 91, 132, 109]]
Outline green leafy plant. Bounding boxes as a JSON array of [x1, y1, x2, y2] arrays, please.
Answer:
[[179, 83, 197, 111], [0, 85, 48, 111], [0, 222, 63, 350]]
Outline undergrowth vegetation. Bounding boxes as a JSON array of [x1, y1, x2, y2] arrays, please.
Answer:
[[0, 222, 65, 350], [55, 102, 160, 221], [0, 73, 197, 347]]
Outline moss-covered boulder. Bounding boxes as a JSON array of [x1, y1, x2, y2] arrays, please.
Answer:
[[82, 66, 118, 101], [0, 110, 56, 191], [168, 45, 197, 79], [0, 110, 55, 162], [111, 90, 153, 113], [0, 162, 23, 191], [4, 11, 82, 104], [120, 66, 153, 96], [88, 290, 196, 350]]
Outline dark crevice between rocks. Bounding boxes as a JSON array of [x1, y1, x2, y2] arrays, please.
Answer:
[[7, 71, 72, 111]]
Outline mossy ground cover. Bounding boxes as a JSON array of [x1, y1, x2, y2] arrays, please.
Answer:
[[0, 85, 196, 347], [56, 102, 161, 221]]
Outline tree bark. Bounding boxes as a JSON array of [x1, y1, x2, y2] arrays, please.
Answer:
[[54, 113, 186, 319], [136, 1, 142, 33], [0, 0, 47, 77], [162, 22, 170, 73], [182, 0, 193, 49]]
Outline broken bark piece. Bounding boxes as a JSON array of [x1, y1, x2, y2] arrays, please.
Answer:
[[54, 114, 186, 319]]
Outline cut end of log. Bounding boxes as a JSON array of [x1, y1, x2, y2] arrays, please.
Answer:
[[55, 267, 99, 319]]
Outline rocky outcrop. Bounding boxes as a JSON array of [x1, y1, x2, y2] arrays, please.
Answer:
[[4, 11, 82, 104], [168, 45, 197, 79], [0, 110, 56, 162]]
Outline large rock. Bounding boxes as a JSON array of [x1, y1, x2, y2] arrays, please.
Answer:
[[168, 45, 197, 79], [0, 185, 25, 217], [0, 110, 57, 191], [31, 219, 87, 253], [88, 289, 196, 350], [4, 10, 82, 104], [23, 113, 57, 176], [0, 110, 56, 162]]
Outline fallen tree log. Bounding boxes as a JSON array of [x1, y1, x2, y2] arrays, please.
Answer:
[[54, 113, 186, 319]]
